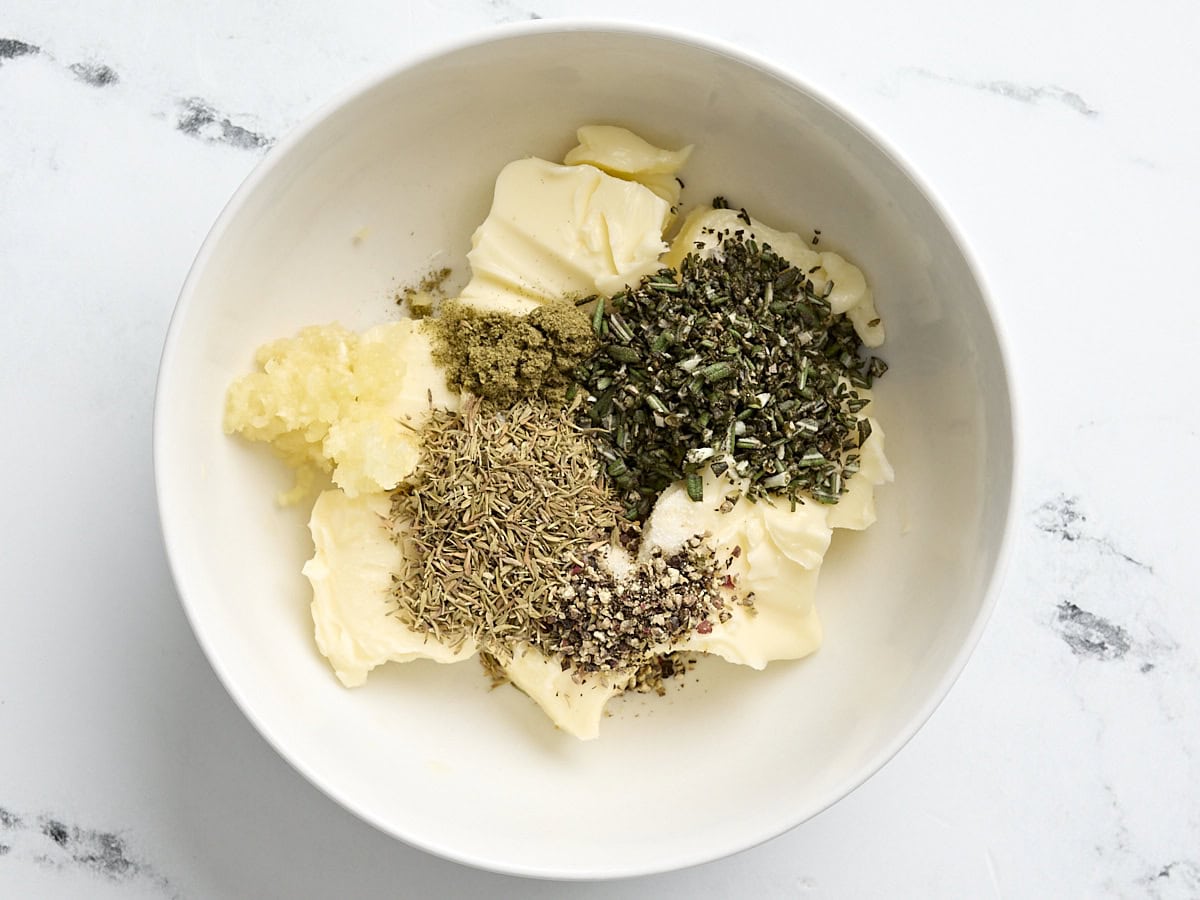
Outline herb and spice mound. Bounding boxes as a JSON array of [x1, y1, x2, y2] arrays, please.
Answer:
[[388, 395, 728, 675], [224, 124, 895, 741], [575, 229, 886, 521], [388, 396, 620, 653]]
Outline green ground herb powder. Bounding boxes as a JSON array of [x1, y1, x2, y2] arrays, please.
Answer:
[[431, 299, 596, 406]]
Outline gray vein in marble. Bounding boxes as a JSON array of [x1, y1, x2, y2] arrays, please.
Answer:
[[1055, 601, 1131, 660], [0, 37, 40, 61], [42, 817, 140, 879], [70, 61, 119, 87], [176, 97, 272, 151], [1059, 660, 1179, 899], [427, 0, 538, 20], [1034, 494, 1152, 572], [906, 67, 1100, 117], [1021, 488, 1192, 890], [984, 847, 1002, 899], [1, 35, 118, 91], [477, 0, 541, 23], [1031, 494, 1174, 674], [0, 41, 265, 154], [0, 804, 173, 894], [1145, 860, 1200, 898], [1098, 780, 1142, 894]]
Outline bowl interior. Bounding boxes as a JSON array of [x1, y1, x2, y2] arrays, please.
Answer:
[[155, 25, 1013, 878]]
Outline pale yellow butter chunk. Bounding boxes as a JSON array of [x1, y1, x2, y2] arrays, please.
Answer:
[[303, 490, 475, 687], [224, 319, 458, 501], [564, 125, 693, 206], [820, 252, 884, 348], [827, 420, 894, 530], [665, 207, 885, 347], [456, 158, 671, 314], [677, 586, 823, 670], [642, 426, 891, 669], [643, 468, 832, 668], [501, 644, 634, 741], [676, 506, 826, 668]]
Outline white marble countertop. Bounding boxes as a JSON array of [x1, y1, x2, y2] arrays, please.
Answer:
[[2, 2, 1198, 897]]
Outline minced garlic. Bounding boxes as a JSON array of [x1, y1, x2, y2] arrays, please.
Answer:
[[223, 319, 457, 502]]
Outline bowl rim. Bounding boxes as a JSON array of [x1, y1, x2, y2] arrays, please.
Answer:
[[154, 16, 1021, 881]]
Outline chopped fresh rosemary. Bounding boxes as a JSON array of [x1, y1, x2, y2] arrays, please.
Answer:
[[574, 231, 886, 519]]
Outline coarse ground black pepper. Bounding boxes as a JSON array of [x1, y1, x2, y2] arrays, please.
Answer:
[[630, 653, 699, 696], [534, 536, 726, 675]]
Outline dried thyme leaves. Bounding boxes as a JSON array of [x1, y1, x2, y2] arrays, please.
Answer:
[[386, 394, 733, 675], [535, 537, 724, 675], [574, 232, 887, 519], [431, 298, 596, 406], [388, 395, 622, 657]]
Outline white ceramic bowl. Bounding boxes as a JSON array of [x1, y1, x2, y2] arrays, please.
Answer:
[[155, 21, 1016, 879]]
